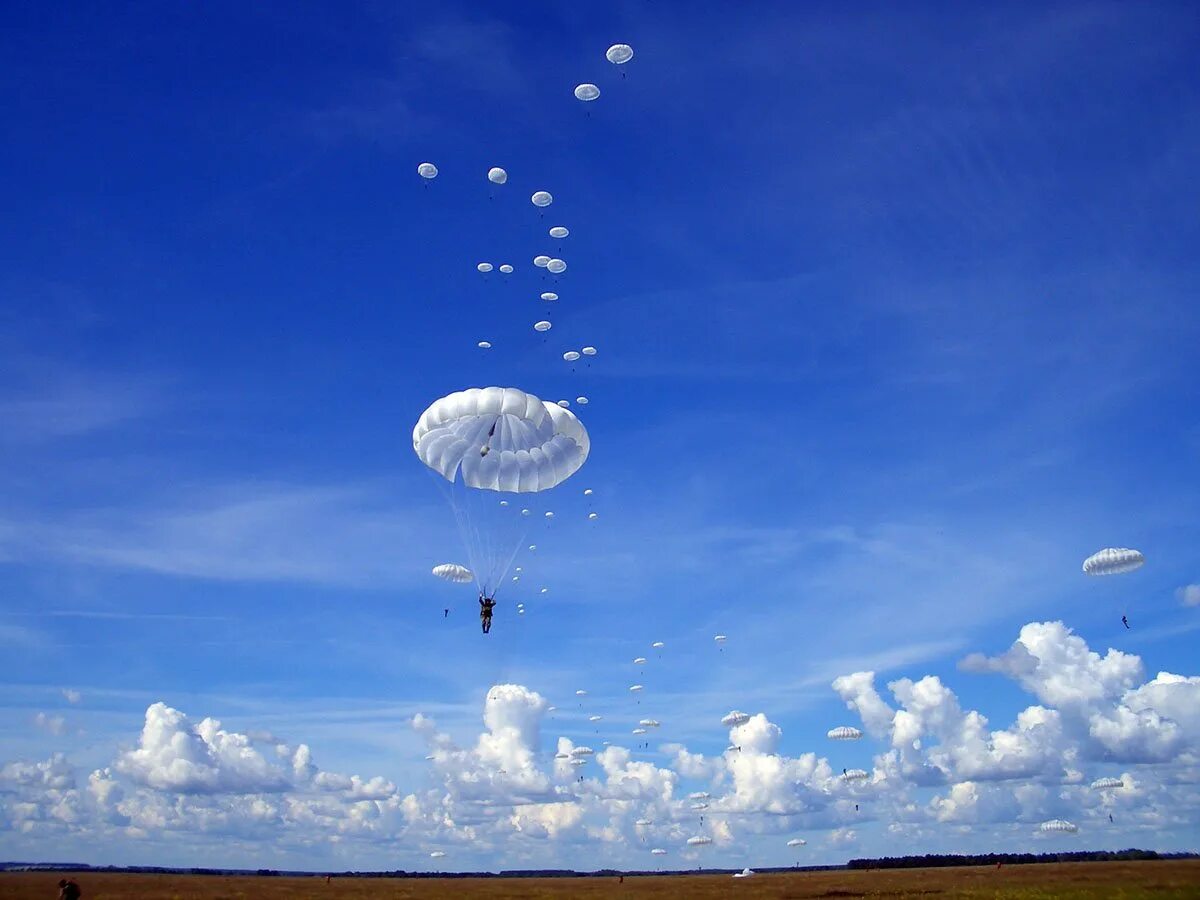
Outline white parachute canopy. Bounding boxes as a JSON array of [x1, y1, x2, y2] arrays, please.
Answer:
[[651, 641, 664, 648], [635, 818, 653, 826], [429, 851, 446, 859], [629, 684, 644, 692], [722, 710, 751, 727], [499, 264, 513, 274], [576, 689, 588, 696], [413, 387, 589, 594], [541, 292, 558, 301], [549, 226, 569, 238], [1091, 777, 1124, 790], [651, 848, 667, 856], [632, 727, 647, 735], [547, 258, 567, 274], [828, 726, 863, 741], [633, 657, 647, 665], [574, 83, 601, 101], [714, 634, 727, 643], [588, 715, 603, 722], [1039, 819, 1079, 834], [531, 191, 553, 207], [732, 869, 754, 879], [639, 719, 660, 727], [570, 746, 594, 757], [417, 162, 438, 179], [686, 836, 712, 846], [534, 255, 551, 268], [786, 838, 807, 847], [487, 167, 507, 184], [431, 563, 473, 583], [1083, 548, 1145, 576], [477, 341, 492, 349], [842, 768, 870, 782], [606, 44, 634, 65], [582, 346, 597, 356], [477, 262, 493, 273]]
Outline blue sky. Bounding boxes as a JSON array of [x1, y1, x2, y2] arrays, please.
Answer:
[[2, 0, 1199, 872]]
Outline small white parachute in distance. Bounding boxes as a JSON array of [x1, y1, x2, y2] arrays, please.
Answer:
[[714, 634, 727, 643], [521, 508, 531, 515], [828, 726, 863, 741], [534, 255, 551, 268], [588, 512, 598, 519], [606, 44, 634, 65], [629, 684, 644, 692], [432, 563, 473, 583], [725, 744, 739, 752], [787, 838, 807, 847], [477, 341, 492, 349], [545, 510, 555, 518], [570, 758, 588, 766], [842, 768, 870, 782], [549, 226, 569, 238], [500, 500, 508, 506], [686, 836, 712, 846], [417, 162, 438, 179], [413, 386, 589, 492], [554, 752, 569, 759], [557, 400, 571, 408], [651, 641, 664, 648], [1040, 819, 1079, 834], [547, 706, 557, 712], [584, 488, 594, 495], [541, 292, 558, 301], [633, 657, 647, 665], [429, 851, 446, 859], [639, 719, 660, 727], [477, 262, 493, 272], [581, 346, 597, 356], [425, 754, 436, 761], [574, 83, 601, 102], [531, 191, 553, 208], [499, 264, 513, 274], [570, 746, 594, 757], [1091, 776, 1124, 790], [721, 710, 751, 727], [632, 727, 647, 735], [1083, 548, 1145, 576], [688, 792, 710, 800], [487, 167, 507, 184], [534, 320, 552, 332], [576, 690, 588, 696], [564, 351, 581, 361], [651, 848, 667, 856], [690, 803, 708, 811], [576, 396, 589, 405], [732, 869, 754, 879], [635, 818, 653, 826], [540, 587, 549, 593], [547, 258, 567, 274], [511, 575, 520, 582], [588, 715, 603, 722]]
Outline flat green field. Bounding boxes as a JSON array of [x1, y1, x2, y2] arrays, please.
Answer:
[[4, 861, 1199, 899]]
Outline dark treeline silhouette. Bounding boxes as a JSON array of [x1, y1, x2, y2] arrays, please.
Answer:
[[846, 849, 1187, 870]]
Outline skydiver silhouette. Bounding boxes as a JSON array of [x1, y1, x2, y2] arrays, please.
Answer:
[[855, 804, 859, 812], [843, 768, 847, 775], [479, 594, 496, 634], [1109, 814, 1114, 823], [1122, 615, 1130, 629], [444, 608, 449, 618]]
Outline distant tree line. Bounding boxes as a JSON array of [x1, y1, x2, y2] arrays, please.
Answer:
[[846, 849, 1185, 870]]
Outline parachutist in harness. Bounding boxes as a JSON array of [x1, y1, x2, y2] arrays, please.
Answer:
[[1122, 615, 1130, 629], [479, 594, 496, 634], [1109, 813, 1114, 823], [444, 608, 449, 618]]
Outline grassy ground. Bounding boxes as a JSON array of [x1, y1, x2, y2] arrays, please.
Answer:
[[3, 861, 1199, 899]]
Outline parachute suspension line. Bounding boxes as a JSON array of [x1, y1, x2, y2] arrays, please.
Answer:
[[430, 471, 482, 595]]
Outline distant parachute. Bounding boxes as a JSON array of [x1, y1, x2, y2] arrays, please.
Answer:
[[828, 726, 863, 741], [574, 83, 601, 102], [564, 351, 581, 362], [651, 848, 667, 856], [732, 869, 754, 879], [545, 511, 555, 518], [429, 851, 446, 859], [477, 341, 492, 349], [588, 512, 598, 520], [714, 635, 727, 643], [686, 836, 712, 846], [570, 746, 595, 757], [588, 715, 603, 722], [534, 255, 551, 268], [531, 191, 553, 208], [576, 690, 588, 696], [690, 803, 708, 811], [477, 262, 493, 272], [1083, 548, 1145, 576], [581, 346, 597, 356], [629, 684, 644, 692], [487, 167, 507, 184], [541, 292, 559, 301], [635, 818, 653, 826], [499, 264, 513, 274], [417, 162, 438, 179], [606, 44, 634, 65], [534, 320, 552, 332], [1091, 777, 1124, 790], [632, 727, 647, 735], [554, 752, 569, 759], [633, 657, 647, 665], [570, 758, 588, 767], [549, 226, 569, 238], [688, 792, 710, 800], [842, 769, 869, 782], [576, 397, 589, 405], [547, 258, 567, 274], [786, 838, 807, 847], [651, 641, 664, 649], [557, 400, 571, 408], [584, 488, 594, 496], [432, 563, 473, 583], [721, 710, 751, 727], [640, 719, 660, 728], [1040, 819, 1079, 834]]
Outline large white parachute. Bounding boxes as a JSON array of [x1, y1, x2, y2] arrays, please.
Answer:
[[1091, 776, 1124, 790], [431, 563, 473, 583], [686, 836, 712, 846], [786, 838, 807, 847], [722, 710, 751, 727], [1082, 548, 1145, 576], [414, 387, 589, 594]]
